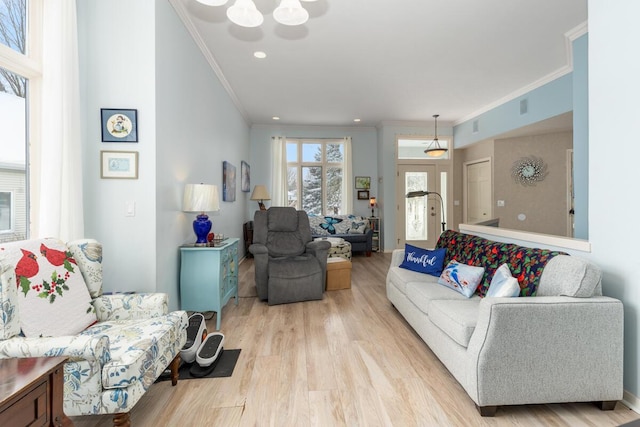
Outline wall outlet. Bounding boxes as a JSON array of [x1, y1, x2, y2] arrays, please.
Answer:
[[454, 200, 460, 206]]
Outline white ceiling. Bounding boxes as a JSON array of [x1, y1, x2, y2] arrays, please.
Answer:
[[172, 0, 587, 128]]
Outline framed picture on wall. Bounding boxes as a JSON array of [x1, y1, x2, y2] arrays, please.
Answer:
[[101, 108, 138, 142], [355, 176, 371, 189], [223, 161, 236, 202], [100, 151, 138, 179], [241, 161, 250, 192], [357, 190, 369, 200]]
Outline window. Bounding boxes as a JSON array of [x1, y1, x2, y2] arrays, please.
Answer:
[[286, 139, 345, 216], [0, 0, 41, 242]]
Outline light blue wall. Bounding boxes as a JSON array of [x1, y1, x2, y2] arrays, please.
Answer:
[[572, 34, 589, 239], [155, 0, 249, 309], [454, 36, 589, 239], [78, 0, 249, 311], [454, 74, 574, 148], [248, 125, 378, 222], [589, 0, 640, 401]]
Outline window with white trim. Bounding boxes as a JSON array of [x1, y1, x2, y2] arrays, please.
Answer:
[[286, 139, 345, 216], [0, 0, 41, 242]]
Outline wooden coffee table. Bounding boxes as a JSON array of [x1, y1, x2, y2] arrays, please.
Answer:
[[0, 356, 72, 426]]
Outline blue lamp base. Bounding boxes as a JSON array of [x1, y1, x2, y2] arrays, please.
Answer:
[[193, 213, 212, 246]]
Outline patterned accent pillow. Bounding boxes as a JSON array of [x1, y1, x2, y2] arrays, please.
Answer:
[[319, 217, 344, 235], [0, 238, 97, 337], [349, 221, 367, 234], [436, 230, 566, 297], [485, 263, 520, 297], [438, 260, 485, 298], [399, 244, 446, 276]]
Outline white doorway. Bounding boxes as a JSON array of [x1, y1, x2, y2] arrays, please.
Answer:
[[464, 158, 492, 224], [396, 165, 441, 249]]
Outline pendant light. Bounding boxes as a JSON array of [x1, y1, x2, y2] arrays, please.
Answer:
[[424, 114, 448, 157], [227, 0, 264, 28], [196, 0, 228, 5], [273, 0, 309, 26]]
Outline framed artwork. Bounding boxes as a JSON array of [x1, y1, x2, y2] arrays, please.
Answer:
[[241, 161, 250, 192], [100, 151, 138, 179], [357, 190, 370, 200], [355, 176, 371, 189], [223, 161, 236, 202], [101, 109, 138, 142]]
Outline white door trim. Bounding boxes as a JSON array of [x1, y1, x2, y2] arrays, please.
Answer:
[[463, 157, 492, 224]]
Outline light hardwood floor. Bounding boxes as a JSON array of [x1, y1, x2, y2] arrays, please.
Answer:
[[71, 253, 639, 427]]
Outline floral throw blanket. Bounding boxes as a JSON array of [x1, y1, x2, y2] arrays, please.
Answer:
[[435, 230, 567, 297]]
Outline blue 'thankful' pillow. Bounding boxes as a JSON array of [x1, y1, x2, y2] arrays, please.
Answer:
[[399, 244, 446, 277]]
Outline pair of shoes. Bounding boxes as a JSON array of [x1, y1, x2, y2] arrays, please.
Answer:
[[190, 332, 225, 378], [180, 313, 207, 364]]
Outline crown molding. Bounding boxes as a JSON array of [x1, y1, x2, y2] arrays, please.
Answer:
[[453, 20, 587, 127], [168, 0, 251, 126]]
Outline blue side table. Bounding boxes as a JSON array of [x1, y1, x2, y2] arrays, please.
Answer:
[[179, 238, 239, 330]]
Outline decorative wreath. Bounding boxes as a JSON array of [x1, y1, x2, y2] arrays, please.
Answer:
[[511, 156, 548, 186]]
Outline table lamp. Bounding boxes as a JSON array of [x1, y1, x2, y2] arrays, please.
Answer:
[[369, 196, 376, 217], [250, 185, 271, 210], [183, 183, 220, 245]]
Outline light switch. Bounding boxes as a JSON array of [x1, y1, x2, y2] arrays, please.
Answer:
[[497, 200, 505, 207], [453, 200, 460, 206], [125, 201, 135, 217]]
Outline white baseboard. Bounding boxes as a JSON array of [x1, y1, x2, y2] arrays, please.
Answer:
[[623, 389, 640, 414]]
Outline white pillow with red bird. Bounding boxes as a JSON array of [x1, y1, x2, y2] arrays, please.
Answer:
[[0, 238, 97, 337]]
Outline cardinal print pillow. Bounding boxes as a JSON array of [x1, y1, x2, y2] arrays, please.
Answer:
[[0, 238, 97, 337]]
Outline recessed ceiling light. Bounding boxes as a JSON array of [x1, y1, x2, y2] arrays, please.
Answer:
[[353, 118, 361, 122], [254, 51, 267, 59], [272, 116, 280, 120]]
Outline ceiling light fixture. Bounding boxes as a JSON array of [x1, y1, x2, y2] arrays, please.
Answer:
[[200, 0, 316, 28], [196, 0, 229, 5], [227, 0, 264, 28], [424, 114, 448, 157], [254, 51, 267, 59], [273, 0, 309, 26]]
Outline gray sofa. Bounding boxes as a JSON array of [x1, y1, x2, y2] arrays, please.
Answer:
[[386, 231, 623, 416], [308, 214, 374, 256]]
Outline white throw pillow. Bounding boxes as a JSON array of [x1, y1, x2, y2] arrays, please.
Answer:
[[486, 263, 520, 297]]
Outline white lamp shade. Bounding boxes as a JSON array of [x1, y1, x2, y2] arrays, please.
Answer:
[[196, 0, 228, 5], [183, 184, 220, 213], [273, 0, 309, 26], [250, 185, 271, 201], [227, 0, 264, 28]]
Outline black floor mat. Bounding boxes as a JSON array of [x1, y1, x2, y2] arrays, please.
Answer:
[[156, 349, 241, 381]]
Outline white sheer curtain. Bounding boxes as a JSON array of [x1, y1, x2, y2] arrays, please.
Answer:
[[270, 136, 288, 206], [33, 0, 84, 241], [341, 137, 353, 214]]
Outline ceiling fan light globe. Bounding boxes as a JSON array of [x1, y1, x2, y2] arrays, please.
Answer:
[[196, 0, 229, 6], [273, 0, 309, 26], [227, 0, 264, 27]]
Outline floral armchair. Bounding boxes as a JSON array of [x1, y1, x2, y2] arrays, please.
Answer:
[[0, 238, 188, 426]]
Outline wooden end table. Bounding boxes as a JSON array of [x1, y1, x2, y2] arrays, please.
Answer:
[[0, 356, 72, 426]]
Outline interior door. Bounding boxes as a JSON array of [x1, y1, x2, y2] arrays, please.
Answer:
[[397, 165, 438, 249], [464, 160, 492, 224]]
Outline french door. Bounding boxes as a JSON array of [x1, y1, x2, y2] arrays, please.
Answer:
[[396, 165, 440, 249]]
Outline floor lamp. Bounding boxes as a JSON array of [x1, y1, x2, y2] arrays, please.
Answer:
[[406, 190, 447, 232]]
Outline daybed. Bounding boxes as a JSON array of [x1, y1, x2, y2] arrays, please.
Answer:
[[0, 238, 188, 426], [386, 230, 623, 416], [308, 214, 373, 256]]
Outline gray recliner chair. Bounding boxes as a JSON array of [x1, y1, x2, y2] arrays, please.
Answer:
[[249, 207, 331, 305]]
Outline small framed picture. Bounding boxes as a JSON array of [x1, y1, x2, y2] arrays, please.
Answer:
[[101, 151, 138, 179], [241, 161, 250, 192], [357, 190, 370, 200], [355, 176, 371, 189], [101, 108, 138, 142]]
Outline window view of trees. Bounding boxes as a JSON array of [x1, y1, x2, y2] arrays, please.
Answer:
[[287, 140, 344, 216], [0, 0, 29, 243]]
